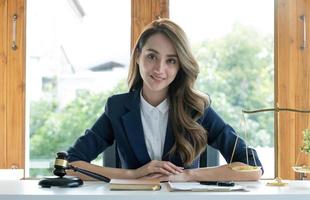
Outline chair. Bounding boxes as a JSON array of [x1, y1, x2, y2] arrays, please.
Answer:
[[103, 142, 121, 168], [199, 145, 219, 167]]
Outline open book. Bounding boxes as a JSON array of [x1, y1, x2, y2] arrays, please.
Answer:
[[168, 182, 247, 192], [109, 179, 161, 191]]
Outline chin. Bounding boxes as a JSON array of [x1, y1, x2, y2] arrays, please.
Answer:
[[148, 85, 168, 93], [144, 79, 170, 92]]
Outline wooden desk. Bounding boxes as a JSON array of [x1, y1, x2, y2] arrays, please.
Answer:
[[0, 180, 310, 200]]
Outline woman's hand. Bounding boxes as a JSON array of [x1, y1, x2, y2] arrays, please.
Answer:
[[132, 160, 183, 179], [139, 169, 194, 182], [158, 169, 195, 182], [138, 173, 165, 180]]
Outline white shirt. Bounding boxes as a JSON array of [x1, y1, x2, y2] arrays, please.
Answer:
[[140, 92, 169, 160]]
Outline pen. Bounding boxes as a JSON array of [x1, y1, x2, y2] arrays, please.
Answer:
[[200, 181, 235, 187]]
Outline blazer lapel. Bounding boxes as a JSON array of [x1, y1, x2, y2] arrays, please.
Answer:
[[121, 90, 151, 165]]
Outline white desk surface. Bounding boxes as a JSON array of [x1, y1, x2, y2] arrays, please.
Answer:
[[0, 180, 310, 200]]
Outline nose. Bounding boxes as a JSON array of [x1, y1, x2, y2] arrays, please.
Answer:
[[154, 59, 165, 73]]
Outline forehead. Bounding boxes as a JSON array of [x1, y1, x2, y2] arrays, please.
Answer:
[[143, 33, 177, 54]]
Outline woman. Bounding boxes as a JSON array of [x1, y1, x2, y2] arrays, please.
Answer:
[[67, 18, 263, 182]]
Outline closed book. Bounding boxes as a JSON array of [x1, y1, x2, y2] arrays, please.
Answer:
[[110, 179, 161, 191]]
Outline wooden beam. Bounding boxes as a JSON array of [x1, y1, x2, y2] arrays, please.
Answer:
[[276, 0, 310, 179], [0, 0, 8, 168], [6, 0, 25, 170], [294, 0, 310, 179], [131, 0, 169, 50]]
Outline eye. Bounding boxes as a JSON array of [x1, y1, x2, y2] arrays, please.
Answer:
[[167, 58, 177, 65], [146, 53, 157, 61]]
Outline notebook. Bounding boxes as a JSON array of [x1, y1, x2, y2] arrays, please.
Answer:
[[168, 182, 247, 192], [109, 179, 161, 191]]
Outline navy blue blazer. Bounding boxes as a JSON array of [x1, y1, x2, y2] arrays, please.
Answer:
[[67, 89, 263, 171]]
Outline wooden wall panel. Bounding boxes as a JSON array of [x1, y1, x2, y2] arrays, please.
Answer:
[[131, 0, 152, 50], [276, 0, 297, 179], [131, 0, 169, 50], [151, 0, 169, 20], [277, 0, 310, 179], [0, 0, 8, 168], [295, 0, 310, 178], [6, 0, 25, 169]]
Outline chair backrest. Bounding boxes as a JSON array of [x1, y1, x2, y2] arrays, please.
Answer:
[[103, 142, 121, 168], [199, 145, 219, 167], [103, 143, 219, 168]]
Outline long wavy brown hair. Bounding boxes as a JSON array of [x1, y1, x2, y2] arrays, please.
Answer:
[[128, 18, 210, 166]]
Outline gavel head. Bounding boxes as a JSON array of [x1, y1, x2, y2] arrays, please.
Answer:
[[53, 151, 69, 178]]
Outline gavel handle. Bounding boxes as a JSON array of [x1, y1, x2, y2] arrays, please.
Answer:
[[69, 165, 111, 183]]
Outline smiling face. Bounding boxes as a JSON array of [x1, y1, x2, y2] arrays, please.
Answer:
[[137, 33, 180, 102]]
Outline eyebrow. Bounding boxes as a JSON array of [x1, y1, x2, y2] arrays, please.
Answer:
[[145, 48, 178, 58]]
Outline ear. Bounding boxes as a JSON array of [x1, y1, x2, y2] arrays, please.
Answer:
[[135, 50, 141, 65]]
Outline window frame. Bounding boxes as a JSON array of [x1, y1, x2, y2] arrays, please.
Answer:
[[1, 0, 309, 180]]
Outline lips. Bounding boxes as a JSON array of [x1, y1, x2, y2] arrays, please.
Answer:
[[151, 74, 165, 81]]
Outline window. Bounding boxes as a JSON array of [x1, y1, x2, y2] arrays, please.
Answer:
[[2, 0, 307, 180], [170, 0, 274, 178], [26, 0, 130, 177]]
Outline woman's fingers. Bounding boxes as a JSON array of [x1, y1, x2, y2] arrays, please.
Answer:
[[135, 160, 184, 178], [165, 161, 184, 173], [156, 166, 174, 175], [139, 173, 164, 179], [148, 160, 183, 175], [158, 161, 183, 174]]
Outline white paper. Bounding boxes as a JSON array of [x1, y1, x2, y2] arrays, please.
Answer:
[[168, 182, 247, 192]]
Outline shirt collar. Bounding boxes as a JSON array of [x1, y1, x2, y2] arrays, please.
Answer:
[[140, 91, 169, 114]]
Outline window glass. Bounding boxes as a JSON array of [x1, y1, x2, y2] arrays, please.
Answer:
[[26, 0, 130, 177], [170, 0, 274, 178]]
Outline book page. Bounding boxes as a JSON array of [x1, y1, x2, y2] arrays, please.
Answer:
[[168, 182, 247, 192]]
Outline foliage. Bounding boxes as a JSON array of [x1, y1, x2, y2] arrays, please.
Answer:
[[193, 23, 274, 147], [29, 23, 274, 176], [30, 79, 127, 159], [301, 129, 310, 154]]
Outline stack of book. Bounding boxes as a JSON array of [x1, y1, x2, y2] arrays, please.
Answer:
[[109, 179, 161, 191]]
